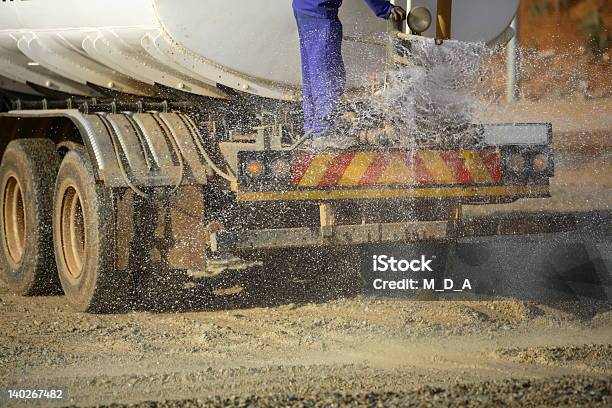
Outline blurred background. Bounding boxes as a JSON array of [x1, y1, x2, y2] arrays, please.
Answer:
[[491, 0, 610, 101]]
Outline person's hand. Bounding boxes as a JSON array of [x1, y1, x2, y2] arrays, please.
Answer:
[[389, 6, 407, 22]]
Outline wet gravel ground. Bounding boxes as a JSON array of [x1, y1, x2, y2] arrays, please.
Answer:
[[1, 275, 611, 407], [103, 377, 610, 407]]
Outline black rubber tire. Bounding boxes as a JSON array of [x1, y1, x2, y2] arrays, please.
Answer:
[[53, 148, 133, 313], [0, 139, 61, 295]]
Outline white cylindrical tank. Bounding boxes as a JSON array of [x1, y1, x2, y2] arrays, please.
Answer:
[[0, 0, 518, 100]]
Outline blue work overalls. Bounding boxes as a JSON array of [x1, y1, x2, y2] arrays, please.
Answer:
[[293, 0, 393, 137]]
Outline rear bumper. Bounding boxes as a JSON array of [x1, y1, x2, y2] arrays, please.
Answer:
[[236, 184, 550, 202], [210, 209, 596, 254], [211, 220, 450, 253]]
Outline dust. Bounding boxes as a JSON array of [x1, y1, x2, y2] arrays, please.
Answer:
[[497, 344, 612, 373]]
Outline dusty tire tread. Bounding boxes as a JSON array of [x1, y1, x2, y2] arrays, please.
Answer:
[[54, 147, 133, 313], [0, 139, 61, 295]]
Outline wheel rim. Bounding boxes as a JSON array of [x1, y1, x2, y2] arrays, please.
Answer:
[[59, 185, 85, 280], [3, 176, 26, 265]]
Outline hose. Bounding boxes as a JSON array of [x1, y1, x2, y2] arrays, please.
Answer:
[[178, 114, 237, 183], [288, 130, 314, 151]]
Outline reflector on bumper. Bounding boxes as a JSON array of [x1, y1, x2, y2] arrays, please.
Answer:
[[291, 149, 502, 188]]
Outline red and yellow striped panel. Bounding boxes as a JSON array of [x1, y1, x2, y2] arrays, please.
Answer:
[[291, 149, 501, 188]]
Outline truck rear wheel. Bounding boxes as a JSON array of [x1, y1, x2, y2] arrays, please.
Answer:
[[0, 139, 61, 295], [53, 147, 132, 313]]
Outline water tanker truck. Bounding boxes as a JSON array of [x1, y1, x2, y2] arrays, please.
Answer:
[[0, 0, 555, 312]]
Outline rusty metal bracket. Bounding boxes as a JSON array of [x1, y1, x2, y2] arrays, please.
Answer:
[[436, 0, 453, 44], [320, 203, 336, 239]]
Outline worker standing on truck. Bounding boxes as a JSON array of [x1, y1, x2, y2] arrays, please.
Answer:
[[293, 0, 406, 150]]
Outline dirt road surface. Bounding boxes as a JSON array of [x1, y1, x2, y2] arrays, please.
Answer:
[[1, 122, 610, 407], [1, 280, 611, 407]]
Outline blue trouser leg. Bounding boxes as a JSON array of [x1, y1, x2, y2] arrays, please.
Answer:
[[295, 11, 315, 134], [294, 11, 346, 138]]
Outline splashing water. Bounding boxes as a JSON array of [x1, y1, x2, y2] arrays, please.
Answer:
[[344, 39, 492, 149]]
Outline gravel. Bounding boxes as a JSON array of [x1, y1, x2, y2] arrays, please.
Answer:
[[95, 376, 610, 408]]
